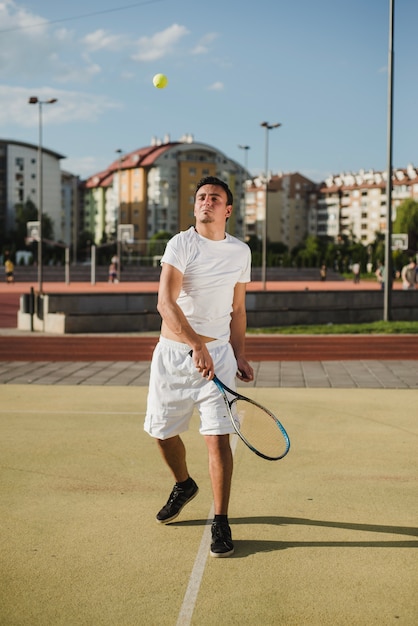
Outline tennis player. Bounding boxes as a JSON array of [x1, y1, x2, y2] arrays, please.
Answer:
[[144, 176, 254, 557]]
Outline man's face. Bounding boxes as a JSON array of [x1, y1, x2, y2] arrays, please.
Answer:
[[194, 184, 232, 225]]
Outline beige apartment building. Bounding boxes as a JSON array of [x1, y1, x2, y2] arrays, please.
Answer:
[[83, 136, 248, 247], [244, 172, 319, 249], [317, 165, 418, 244], [243, 165, 418, 251]]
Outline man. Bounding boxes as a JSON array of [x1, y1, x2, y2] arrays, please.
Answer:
[[352, 262, 360, 284], [401, 257, 417, 290], [144, 176, 254, 558]]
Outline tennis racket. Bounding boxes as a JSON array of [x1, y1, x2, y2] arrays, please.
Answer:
[[188, 350, 289, 460], [212, 375, 290, 461]]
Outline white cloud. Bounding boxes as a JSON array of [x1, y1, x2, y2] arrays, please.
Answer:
[[0, 2, 69, 79], [0, 2, 104, 84], [54, 55, 102, 84], [208, 81, 224, 91], [132, 23, 189, 62], [0, 85, 122, 128], [83, 29, 127, 52], [61, 155, 108, 178], [121, 70, 135, 80], [191, 32, 219, 55], [0, 0, 48, 35]]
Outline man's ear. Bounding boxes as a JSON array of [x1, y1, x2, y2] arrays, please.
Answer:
[[226, 205, 232, 218]]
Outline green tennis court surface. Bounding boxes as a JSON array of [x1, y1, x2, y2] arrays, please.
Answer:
[[1, 385, 417, 625]]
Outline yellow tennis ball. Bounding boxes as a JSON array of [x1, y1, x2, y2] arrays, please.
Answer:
[[153, 73, 168, 89]]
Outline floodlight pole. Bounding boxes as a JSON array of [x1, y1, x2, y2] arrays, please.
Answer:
[[384, 0, 394, 321], [260, 122, 281, 290], [115, 149, 124, 282], [28, 96, 57, 293], [238, 145, 250, 240]]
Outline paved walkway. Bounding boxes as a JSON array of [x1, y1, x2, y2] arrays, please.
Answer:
[[0, 359, 416, 388]]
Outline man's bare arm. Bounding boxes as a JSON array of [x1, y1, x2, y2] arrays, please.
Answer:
[[157, 263, 214, 378], [230, 282, 254, 382]]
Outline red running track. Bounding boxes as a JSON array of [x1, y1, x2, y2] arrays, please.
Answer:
[[0, 335, 417, 361]]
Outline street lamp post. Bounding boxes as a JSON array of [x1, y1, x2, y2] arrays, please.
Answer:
[[28, 96, 58, 293], [384, 0, 394, 321], [260, 122, 281, 290], [115, 149, 124, 282], [238, 145, 250, 240]]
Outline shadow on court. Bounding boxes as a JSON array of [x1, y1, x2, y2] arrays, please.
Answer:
[[171, 516, 418, 557]]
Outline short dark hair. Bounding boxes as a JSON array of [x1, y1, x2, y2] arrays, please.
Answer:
[[195, 176, 233, 206]]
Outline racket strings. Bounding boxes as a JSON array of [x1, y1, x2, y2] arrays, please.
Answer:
[[232, 398, 289, 460]]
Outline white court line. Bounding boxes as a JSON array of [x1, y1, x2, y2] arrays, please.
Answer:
[[0, 409, 144, 415], [175, 434, 239, 626]]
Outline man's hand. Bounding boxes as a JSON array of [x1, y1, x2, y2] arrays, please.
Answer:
[[236, 357, 254, 383], [191, 346, 215, 380]]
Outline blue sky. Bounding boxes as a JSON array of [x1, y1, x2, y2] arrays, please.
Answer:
[[0, 0, 416, 182]]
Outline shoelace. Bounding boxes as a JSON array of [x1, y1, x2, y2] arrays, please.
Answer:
[[167, 485, 182, 504], [212, 523, 231, 540]]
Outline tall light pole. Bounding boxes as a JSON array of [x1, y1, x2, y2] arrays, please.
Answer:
[[260, 122, 281, 290], [28, 96, 58, 293], [238, 145, 250, 240], [115, 148, 124, 282], [384, 0, 394, 321]]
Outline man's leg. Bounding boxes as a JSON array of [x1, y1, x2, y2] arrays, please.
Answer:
[[157, 435, 189, 483], [204, 434, 233, 514], [155, 435, 199, 524], [204, 434, 235, 557]]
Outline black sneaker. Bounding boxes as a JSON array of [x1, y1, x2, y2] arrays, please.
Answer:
[[156, 479, 199, 524], [210, 521, 234, 558]]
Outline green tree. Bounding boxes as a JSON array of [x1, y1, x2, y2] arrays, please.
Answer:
[[148, 231, 172, 257], [6, 199, 54, 256], [393, 198, 418, 252]]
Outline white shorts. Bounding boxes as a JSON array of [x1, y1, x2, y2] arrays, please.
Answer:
[[144, 337, 237, 439]]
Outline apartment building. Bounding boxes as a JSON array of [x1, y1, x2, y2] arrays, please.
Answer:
[[244, 172, 318, 249], [318, 165, 418, 244], [61, 170, 81, 251], [83, 136, 248, 246], [2, 133, 416, 254], [0, 139, 64, 243]]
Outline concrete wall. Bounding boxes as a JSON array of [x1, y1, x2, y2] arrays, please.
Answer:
[[18, 289, 418, 333], [246, 290, 418, 326]]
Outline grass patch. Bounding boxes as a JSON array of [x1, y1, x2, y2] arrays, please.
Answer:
[[248, 321, 418, 335]]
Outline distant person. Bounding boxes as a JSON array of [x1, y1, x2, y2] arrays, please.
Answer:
[[375, 261, 385, 290], [401, 258, 417, 290], [4, 255, 14, 283], [108, 261, 118, 283], [352, 262, 360, 284], [320, 264, 327, 281]]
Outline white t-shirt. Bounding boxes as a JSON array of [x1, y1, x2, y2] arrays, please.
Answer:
[[161, 226, 251, 341]]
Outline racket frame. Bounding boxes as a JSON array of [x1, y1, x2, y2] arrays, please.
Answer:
[[212, 375, 290, 461]]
